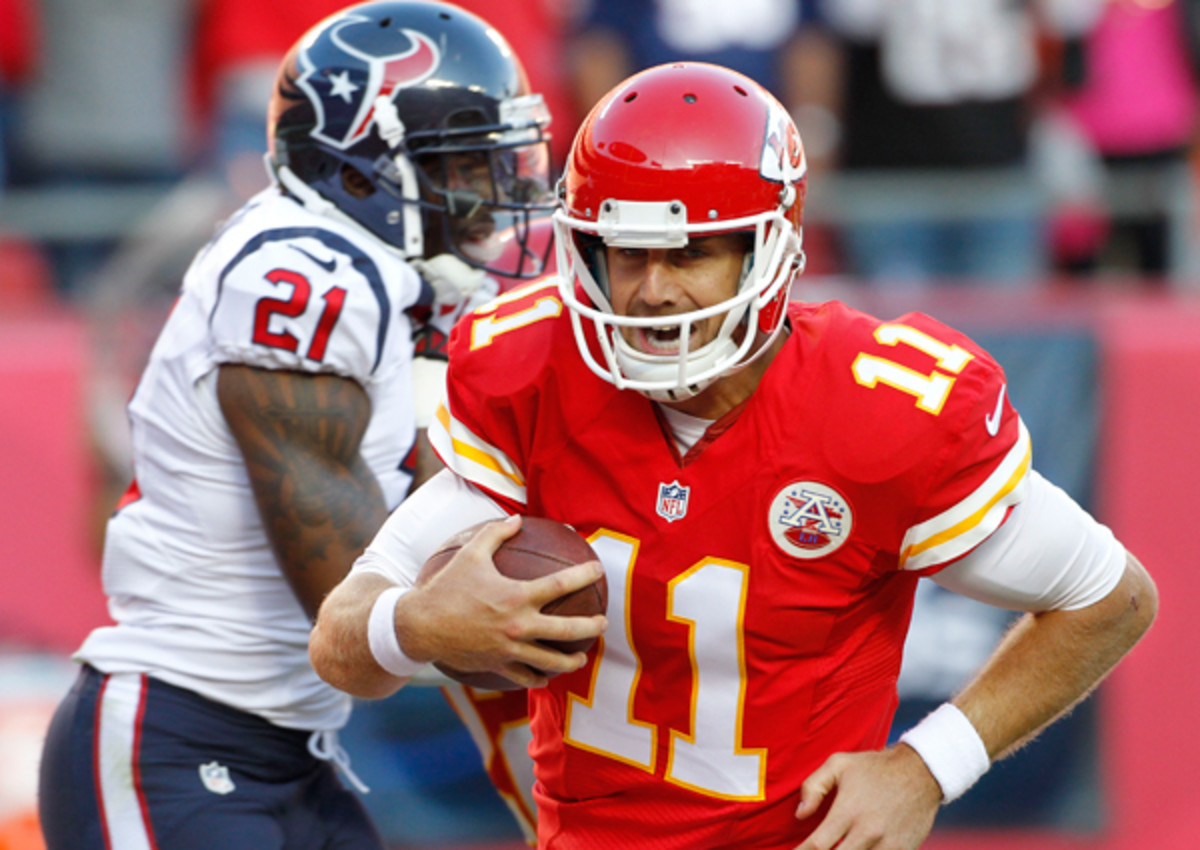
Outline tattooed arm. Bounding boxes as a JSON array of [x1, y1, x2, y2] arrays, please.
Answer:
[[217, 364, 389, 620]]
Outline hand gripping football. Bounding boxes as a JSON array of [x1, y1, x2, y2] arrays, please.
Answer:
[[417, 516, 607, 690]]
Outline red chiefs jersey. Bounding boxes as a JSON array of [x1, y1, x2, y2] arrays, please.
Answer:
[[428, 281, 1029, 849], [441, 685, 539, 843]]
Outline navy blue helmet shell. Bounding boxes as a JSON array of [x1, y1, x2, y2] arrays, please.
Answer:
[[268, 0, 554, 277]]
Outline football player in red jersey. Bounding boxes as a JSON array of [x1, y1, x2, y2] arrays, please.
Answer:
[[311, 62, 1158, 849]]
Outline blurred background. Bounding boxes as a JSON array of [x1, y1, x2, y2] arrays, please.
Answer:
[[1, 0, 1198, 848]]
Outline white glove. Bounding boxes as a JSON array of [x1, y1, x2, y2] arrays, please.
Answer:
[[410, 254, 487, 307]]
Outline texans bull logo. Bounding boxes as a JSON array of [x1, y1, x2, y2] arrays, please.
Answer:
[[295, 14, 441, 150]]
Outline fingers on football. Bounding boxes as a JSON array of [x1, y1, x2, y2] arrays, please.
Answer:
[[461, 513, 524, 559], [494, 663, 550, 689], [532, 617, 607, 656], [527, 559, 606, 606], [509, 644, 591, 679]]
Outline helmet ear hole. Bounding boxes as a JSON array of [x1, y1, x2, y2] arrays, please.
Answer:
[[341, 166, 376, 199], [572, 232, 606, 288], [735, 231, 755, 286]]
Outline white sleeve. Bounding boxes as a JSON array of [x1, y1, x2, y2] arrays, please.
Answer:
[[932, 470, 1127, 612], [411, 358, 447, 430], [350, 469, 508, 586]]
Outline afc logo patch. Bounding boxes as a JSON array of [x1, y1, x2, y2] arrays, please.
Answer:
[[656, 480, 690, 523], [768, 481, 853, 559]]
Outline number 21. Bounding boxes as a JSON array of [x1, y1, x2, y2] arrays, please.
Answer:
[[252, 268, 346, 363]]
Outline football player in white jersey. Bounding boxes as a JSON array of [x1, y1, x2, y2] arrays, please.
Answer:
[[37, 3, 554, 848]]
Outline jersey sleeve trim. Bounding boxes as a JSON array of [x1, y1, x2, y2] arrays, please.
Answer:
[[900, 417, 1032, 572], [428, 401, 527, 504]]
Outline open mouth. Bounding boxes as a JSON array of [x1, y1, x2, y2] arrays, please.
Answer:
[[631, 324, 696, 355], [456, 217, 495, 243], [455, 218, 502, 262]]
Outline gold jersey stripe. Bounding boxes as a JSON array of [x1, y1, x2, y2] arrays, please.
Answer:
[[431, 402, 526, 501], [900, 419, 1032, 571]]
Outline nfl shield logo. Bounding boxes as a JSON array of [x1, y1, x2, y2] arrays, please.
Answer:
[[656, 481, 690, 523], [199, 761, 236, 795]]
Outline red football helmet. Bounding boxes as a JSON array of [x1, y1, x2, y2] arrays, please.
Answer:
[[553, 62, 807, 401]]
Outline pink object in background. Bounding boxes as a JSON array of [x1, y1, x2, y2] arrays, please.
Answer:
[[1063, 2, 1200, 155], [0, 314, 110, 652]]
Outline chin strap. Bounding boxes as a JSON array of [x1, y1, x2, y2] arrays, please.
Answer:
[[372, 94, 424, 258], [268, 154, 335, 217], [267, 155, 417, 260], [271, 158, 357, 228]]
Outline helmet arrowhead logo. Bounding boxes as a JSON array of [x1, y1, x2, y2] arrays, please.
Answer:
[[759, 99, 806, 185]]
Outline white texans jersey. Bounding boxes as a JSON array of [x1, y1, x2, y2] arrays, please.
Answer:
[[78, 188, 424, 732]]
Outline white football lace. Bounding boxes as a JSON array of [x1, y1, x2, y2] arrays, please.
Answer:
[[307, 729, 371, 794]]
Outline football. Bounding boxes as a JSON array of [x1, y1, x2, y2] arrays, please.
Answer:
[[417, 516, 607, 690]]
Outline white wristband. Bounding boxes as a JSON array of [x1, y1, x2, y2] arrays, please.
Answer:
[[367, 586, 425, 678], [899, 703, 991, 803]]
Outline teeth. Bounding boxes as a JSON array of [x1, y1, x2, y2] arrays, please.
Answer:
[[636, 325, 691, 354]]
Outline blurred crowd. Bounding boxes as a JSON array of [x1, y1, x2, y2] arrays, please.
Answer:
[[3, 0, 1200, 311], [3, 0, 1199, 574]]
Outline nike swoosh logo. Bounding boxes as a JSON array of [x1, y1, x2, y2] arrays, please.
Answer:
[[290, 245, 337, 273], [984, 384, 1006, 437]]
